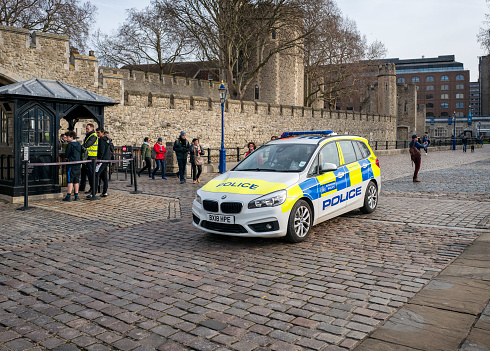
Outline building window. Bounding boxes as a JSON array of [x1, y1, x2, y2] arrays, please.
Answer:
[[254, 85, 259, 100], [436, 127, 447, 137], [0, 106, 7, 145], [412, 77, 419, 82], [441, 84, 449, 90], [441, 94, 449, 99], [271, 30, 276, 39], [398, 77, 405, 83], [441, 103, 449, 108], [426, 76, 434, 82], [21, 106, 51, 145], [441, 112, 449, 117], [207, 73, 213, 80], [426, 103, 434, 108], [426, 112, 434, 117], [426, 85, 434, 90], [426, 94, 434, 99], [456, 93, 464, 99], [456, 84, 464, 89], [441, 75, 449, 81], [456, 103, 464, 108], [455, 112, 464, 117], [456, 75, 464, 80]]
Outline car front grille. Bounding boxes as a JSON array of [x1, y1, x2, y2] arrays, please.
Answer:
[[221, 202, 243, 214], [203, 200, 219, 212], [201, 221, 247, 233]]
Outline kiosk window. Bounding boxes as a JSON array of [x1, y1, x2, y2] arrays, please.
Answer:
[[21, 107, 51, 145], [0, 107, 7, 145]]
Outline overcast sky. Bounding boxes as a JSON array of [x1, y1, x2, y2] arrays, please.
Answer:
[[92, 0, 488, 81]]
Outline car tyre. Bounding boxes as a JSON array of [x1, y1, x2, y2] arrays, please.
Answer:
[[285, 199, 312, 243], [360, 181, 378, 214]]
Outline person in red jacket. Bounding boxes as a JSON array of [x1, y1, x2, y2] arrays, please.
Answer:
[[151, 137, 167, 180]]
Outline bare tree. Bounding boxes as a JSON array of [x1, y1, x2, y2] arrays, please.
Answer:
[[169, 0, 308, 100], [0, 0, 96, 51], [478, 0, 490, 53], [302, 0, 386, 108], [93, 1, 191, 79]]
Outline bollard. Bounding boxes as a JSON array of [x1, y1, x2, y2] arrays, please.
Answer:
[[17, 160, 32, 211], [127, 158, 134, 187], [130, 158, 142, 194], [88, 159, 100, 200]]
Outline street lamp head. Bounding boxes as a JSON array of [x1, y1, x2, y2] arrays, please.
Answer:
[[219, 81, 227, 103]]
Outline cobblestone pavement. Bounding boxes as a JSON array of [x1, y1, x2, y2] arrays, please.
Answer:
[[0, 147, 488, 350]]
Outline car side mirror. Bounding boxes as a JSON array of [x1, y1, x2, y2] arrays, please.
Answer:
[[320, 162, 337, 173]]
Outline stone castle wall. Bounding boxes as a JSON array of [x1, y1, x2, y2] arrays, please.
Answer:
[[0, 25, 397, 148]]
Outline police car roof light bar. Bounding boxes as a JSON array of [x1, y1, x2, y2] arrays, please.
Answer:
[[281, 130, 335, 138]]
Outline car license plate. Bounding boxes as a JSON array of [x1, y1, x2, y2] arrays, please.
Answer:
[[207, 214, 235, 224]]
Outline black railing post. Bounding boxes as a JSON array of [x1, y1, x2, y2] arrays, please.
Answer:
[[236, 147, 240, 162], [207, 148, 211, 164], [375, 141, 378, 150], [131, 158, 142, 194], [17, 160, 32, 211], [127, 154, 134, 187], [395, 140, 398, 149], [386, 141, 389, 150]]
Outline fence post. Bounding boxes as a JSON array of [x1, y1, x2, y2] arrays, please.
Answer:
[[207, 148, 211, 164], [386, 141, 388, 150], [395, 140, 398, 149], [131, 158, 142, 194], [127, 153, 134, 187], [236, 147, 240, 162], [88, 159, 100, 200], [17, 160, 32, 211], [375, 141, 378, 150]]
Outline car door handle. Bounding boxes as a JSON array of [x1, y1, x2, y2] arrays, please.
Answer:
[[362, 164, 368, 168], [336, 172, 344, 178]]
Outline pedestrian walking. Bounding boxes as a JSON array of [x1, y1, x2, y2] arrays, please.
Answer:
[[151, 138, 167, 180], [409, 134, 427, 183], [62, 131, 82, 201], [245, 142, 256, 157], [190, 138, 205, 184], [80, 123, 98, 193], [138, 137, 152, 177], [462, 135, 468, 152], [104, 130, 114, 178], [92, 127, 110, 198], [173, 131, 191, 184], [423, 132, 430, 154]]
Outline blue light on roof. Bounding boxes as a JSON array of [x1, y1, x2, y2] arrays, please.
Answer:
[[281, 130, 335, 138]]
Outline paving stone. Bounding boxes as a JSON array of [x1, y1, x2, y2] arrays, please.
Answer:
[[200, 319, 228, 331]]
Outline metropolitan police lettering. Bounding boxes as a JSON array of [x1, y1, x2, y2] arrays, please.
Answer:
[[323, 186, 362, 210], [216, 182, 259, 190]]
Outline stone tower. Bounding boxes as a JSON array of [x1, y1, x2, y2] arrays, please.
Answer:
[[377, 63, 397, 117]]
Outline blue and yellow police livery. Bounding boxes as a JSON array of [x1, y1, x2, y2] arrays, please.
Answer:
[[192, 131, 380, 242]]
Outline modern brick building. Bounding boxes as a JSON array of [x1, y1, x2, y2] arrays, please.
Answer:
[[470, 81, 481, 116], [388, 55, 470, 119]]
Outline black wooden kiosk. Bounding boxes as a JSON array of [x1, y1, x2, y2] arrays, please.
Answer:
[[0, 79, 116, 197]]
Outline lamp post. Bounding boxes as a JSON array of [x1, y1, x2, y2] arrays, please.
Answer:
[[478, 122, 481, 138], [452, 111, 456, 150], [218, 81, 227, 174]]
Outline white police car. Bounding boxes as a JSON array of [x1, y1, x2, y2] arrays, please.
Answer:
[[192, 131, 380, 242]]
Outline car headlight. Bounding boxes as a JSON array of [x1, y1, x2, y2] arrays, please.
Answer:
[[248, 190, 287, 209], [195, 194, 202, 204]]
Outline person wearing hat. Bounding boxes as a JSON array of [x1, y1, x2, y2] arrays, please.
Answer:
[[173, 131, 192, 184], [138, 137, 152, 178], [151, 137, 167, 180], [409, 134, 428, 182]]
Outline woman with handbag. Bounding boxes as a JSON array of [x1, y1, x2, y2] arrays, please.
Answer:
[[190, 138, 205, 184]]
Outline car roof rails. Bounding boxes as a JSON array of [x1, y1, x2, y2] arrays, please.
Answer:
[[280, 130, 337, 138]]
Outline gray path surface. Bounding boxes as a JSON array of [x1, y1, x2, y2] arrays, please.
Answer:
[[0, 147, 488, 351]]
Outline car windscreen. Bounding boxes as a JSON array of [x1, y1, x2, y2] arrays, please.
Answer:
[[234, 143, 317, 172]]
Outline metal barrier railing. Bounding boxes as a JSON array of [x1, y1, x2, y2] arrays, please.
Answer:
[[18, 156, 141, 211]]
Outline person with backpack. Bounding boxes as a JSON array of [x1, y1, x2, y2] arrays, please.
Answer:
[[173, 131, 192, 184], [138, 137, 152, 177], [62, 131, 82, 201], [409, 134, 427, 183], [151, 137, 167, 180]]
